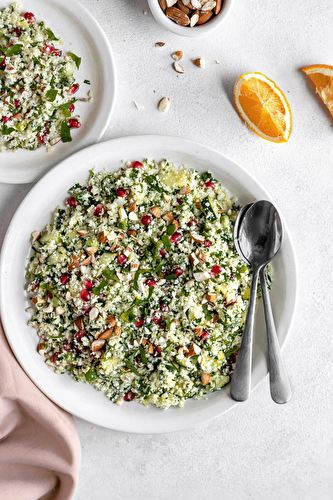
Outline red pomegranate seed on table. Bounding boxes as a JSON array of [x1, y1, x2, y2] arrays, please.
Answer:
[[80, 289, 91, 301], [116, 187, 127, 198], [204, 240, 212, 247], [117, 253, 127, 265], [60, 273, 70, 285], [131, 161, 143, 169], [124, 390, 136, 401], [24, 12, 36, 23], [135, 318, 144, 328], [67, 196, 77, 207], [141, 215, 152, 226], [205, 181, 215, 189], [68, 118, 81, 129], [211, 265, 222, 275], [94, 204, 104, 217]]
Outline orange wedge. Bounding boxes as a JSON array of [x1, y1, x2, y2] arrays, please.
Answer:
[[234, 72, 292, 143], [302, 64, 333, 116]]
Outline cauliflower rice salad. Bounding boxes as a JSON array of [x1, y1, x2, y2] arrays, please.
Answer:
[[26, 159, 253, 410], [0, 2, 90, 152]]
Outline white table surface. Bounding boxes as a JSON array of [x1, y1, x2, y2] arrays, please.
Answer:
[[1, 0, 333, 498]]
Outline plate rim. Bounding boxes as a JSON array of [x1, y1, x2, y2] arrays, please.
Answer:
[[0, 0, 117, 185], [0, 135, 298, 433]]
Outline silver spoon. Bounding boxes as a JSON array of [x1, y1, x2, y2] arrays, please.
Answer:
[[233, 202, 292, 404], [230, 200, 291, 403]]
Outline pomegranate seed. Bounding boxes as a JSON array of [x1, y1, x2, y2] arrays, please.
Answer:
[[86, 186, 93, 192], [11, 27, 22, 37], [44, 121, 50, 129], [68, 118, 81, 129], [60, 273, 70, 285], [155, 346, 162, 357], [141, 215, 152, 226], [200, 331, 210, 341], [83, 305, 91, 316], [64, 343, 72, 351], [69, 103, 75, 113], [211, 265, 222, 275], [0, 58, 6, 71], [204, 240, 212, 247], [1, 116, 11, 123], [53, 50, 62, 57], [24, 12, 36, 23], [170, 232, 181, 243], [160, 249, 167, 257], [75, 331, 85, 341], [52, 353, 59, 363], [135, 318, 144, 328], [160, 303, 169, 312], [80, 289, 91, 301], [117, 253, 127, 265], [224, 297, 237, 308], [68, 83, 79, 95], [187, 219, 197, 227], [93, 204, 104, 217], [124, 390, 136, 401], [152, 315, 162, 324], [174, 268, 183, 276], [205, 181, 215, 189], [14, 100, 21, 108], [67, 196, 77, 207], [84, 280, 93, 291], [131, 161, 143, 169], [116, 187, 127, 198], [146, 279, 157, 288], [43, 43, 55, 54], [177, 198, 183, 205], [46, 291, 53, 299]]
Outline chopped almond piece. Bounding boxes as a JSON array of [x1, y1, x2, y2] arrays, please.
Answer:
[[114, 325, 121, 336], [148, 344, 154, 354], [98, 231, 108, 244], [213, 313, 219, 323], [179, 185, 191, 195], [37, 343, 45, 355], [130, 262, 139, 272], [191, 233, 205, 244], [128, 201, 137, 212], [195, 201, 201, 208], [85, 246, 98, 255], [190, 253, 199, 266], [74, 317, 83, 330], [119, 207, 127, 220], [198, 252, 208, 262], [81, 256, 92, 266], [173, 220, 180, 231], [98, 327, 114, 340], [150, 206, 162, 217], [31, 297, 45, 305], [77, 229, 88, 236], [201, 373, 210, 386], [206, 293, 217, 303], [31, 231, 41, 243], [127, 229, 137, 237], [193, 327, 202, 336], [91, 339, 105, 352], [163, 212, 174, 223], [142, 338, 149, 346], [193, 271, 211, 282], [185, 343, 201, 358], [106, 315, 116, 326]]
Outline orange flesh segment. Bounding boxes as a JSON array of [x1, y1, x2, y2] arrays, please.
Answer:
[[304, 72, 333, 115], [238, 78, 287, 138]]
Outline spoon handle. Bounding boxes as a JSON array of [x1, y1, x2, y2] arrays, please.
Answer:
[[230, 265, 259, 402], [259, 267, 292, 404]]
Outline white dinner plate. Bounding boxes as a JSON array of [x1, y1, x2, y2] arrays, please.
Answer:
[[0, 135, 297, 434], [0, 0, 116, 184]]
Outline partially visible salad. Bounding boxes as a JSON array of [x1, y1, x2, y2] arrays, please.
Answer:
[[0, 2, 91, 152]]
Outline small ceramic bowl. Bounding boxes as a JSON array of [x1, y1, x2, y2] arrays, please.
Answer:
[[147, 0, 234, 37]]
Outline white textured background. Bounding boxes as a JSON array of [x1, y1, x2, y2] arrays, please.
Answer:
[[1, 0, 333, 498]]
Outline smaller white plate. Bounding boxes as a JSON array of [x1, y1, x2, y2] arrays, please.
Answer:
[[0, 0, 117, 184]]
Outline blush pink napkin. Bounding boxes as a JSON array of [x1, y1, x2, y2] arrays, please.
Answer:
[[0, 320, 81, 500]]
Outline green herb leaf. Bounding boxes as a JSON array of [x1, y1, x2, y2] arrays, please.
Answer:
[[125, 359, 140, 376], [161, 234, 171, 251], [2, 44, 23, 56], [139, 345, 148, 364], [133, 268, 151, 291], [68, 52, 81, 70], [84, 79, 90, 85], [225, 345, 239, 358], [147, 285, 155, 300], [47, 29, 59, 41], [60, 121, 72, 143], [155, 259, 166, 276], [46, 89, 58, 102], [167, 224, 176, 236], [85, 361, 98, 381], [58, 99, 77, 110], [164, 274, 177, 280], [202, 303, 213, 321], [103, 268, 120, 283], [1, 124, 15, 135], [92, 279, 109, 295], [121, 309, 136, 323]]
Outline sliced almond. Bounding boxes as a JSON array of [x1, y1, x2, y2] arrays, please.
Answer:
[[31, 297, 46, 305], [91, 339, 105, 352], [165, 6, 190, 26], [148, 344, 154, 355], [114, 325, 122, 336], [128, 201, 137, 212], [89, 307, 99, 320], [174, 62, 185, 74], [25, 307, 34, 313], [163, 212, 174, 223], [119, 207, 127, 220], [201, 0, 216, 10], [193, 271, 211, 282], [155, 41, 165, 47], [98, 327, 114, 340], [193, 327, 203, 336], [106, 314, 116, 326], [130, 262, 139, 272], [43, 305, 54, 313], [128, 212, 139, 221], [193, 57, 205, 68], [158, 97, 171, 113], [189, 253, 199, 266], [81, 256, 92, 266], [179, 185, 191, 195], [185, 343, 201, 358], [164, 194, 171, 203], [86, 246, 98, 255], [127, 229, 137, 237], [214, 0, 222, 14], [74, 317, 83, 330], [77, 229, 88, 236], [98, 231, 108, 244], [191, 233, 205, 244], [201, 372, 210, 386], [166, 0, 177, 5], [142, 338, 149, 346], [197, 10, 213, 24], [31, 231, 41, 243], [172, 51, 183, 61], [158, 0, 167, 10], [55, 306, 66, 315], [198, 252, 208, 262], [37, 343, 45, 356], [191, 0, 202, 8], [124, 247, 133, 257], [150, 206, 162, 217], [190, 11, 199, 26], [206, 293, 217, 302], [173, 220, 180, 231]]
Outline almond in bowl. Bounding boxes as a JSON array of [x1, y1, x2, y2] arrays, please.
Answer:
[[148, 0, 234, 37]]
